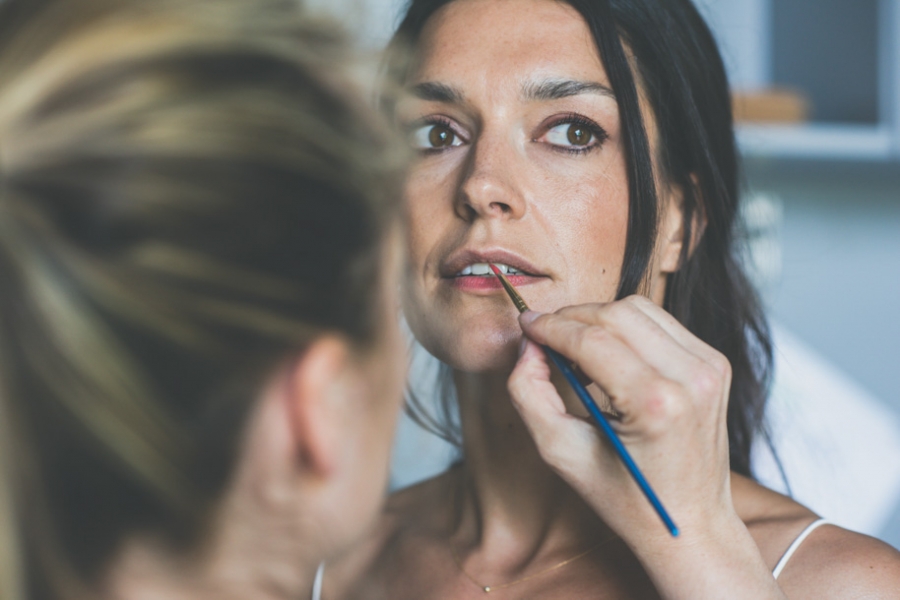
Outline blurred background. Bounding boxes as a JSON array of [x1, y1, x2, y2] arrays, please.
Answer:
[[309, 0, 900, 548]]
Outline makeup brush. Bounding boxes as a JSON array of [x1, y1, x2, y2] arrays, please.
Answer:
[[489, 263, 679, 537]]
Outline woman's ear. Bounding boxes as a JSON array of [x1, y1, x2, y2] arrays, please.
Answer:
[[284, 335, 353, 478], [657, 174, 707, 274]]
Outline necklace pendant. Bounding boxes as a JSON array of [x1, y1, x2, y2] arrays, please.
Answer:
[[483, 586, 491, 592]]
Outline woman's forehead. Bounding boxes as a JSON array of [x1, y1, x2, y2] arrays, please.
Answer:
[[412, 0, 608, 89]]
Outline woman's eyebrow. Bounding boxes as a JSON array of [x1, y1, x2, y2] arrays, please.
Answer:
[[522, 79, 615, 101], [409, 81, 465, 103]]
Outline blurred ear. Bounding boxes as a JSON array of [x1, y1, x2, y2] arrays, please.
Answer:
[[657, 175, 706, 274], [285, 335, 353, 477]]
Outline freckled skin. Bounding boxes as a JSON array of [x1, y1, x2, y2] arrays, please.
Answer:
[[398, 0, 632, 373], [329, 3, 900, 599]]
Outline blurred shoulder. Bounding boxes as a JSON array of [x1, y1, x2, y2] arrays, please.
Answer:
[[324, 468, 458, 599], [733, 473, 900, 599]]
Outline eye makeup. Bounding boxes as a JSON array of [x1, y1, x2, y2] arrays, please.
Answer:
[[536, 112, 609, 155]]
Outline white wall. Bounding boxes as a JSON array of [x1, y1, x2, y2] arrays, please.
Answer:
[[305, 0, 405, 48], [694, 0, 771, 90]]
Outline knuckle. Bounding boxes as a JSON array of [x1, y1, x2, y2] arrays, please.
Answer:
[[605, 299, 635, 322], [591, 305, 626, 335], [709, 352, 732, 379], [624, 294, 651, 308], [642, 379, 685, 422], [691, 365, 721, 398], [624, 294, 657, 316]]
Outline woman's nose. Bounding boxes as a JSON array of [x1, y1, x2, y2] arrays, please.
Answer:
[[455, 141, 526, 222]]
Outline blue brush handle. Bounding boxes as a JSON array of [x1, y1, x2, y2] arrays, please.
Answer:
[[543, 345, 679, 537]]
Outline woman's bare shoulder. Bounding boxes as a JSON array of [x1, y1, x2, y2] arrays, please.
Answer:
[[778, 521, 900, 599], [324, 468, 459, 599], [732, 473, 900, 598]]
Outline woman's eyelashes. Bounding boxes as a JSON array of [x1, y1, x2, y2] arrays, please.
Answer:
[[406, 113, 608, 155], [409, 117, 466, 153], [537, 114, 608, 154]]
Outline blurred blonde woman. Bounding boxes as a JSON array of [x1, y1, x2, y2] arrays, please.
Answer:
[[0, 0, 407, 598]]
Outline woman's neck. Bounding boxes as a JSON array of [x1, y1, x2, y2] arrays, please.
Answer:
[[451, 368, 614, 558], [104, 534, 317, 600], [102, 494, 319, 600]]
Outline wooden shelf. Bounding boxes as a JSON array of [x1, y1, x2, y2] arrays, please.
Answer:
[[703, 0, 900, 162]]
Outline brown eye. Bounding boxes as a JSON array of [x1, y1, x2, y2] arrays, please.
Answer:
[[411, 122, 462, 150], [542, 118, 605, 152], [566, 124, 593, 146], [428, 125, 455, 148]]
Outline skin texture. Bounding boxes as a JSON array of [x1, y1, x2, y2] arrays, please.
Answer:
[[399, 0, 626, 375], [399, 0, 684, 374], [103, 233, 408, 600], [328, 1, 900, 599]]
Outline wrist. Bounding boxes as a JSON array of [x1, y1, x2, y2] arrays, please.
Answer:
[[626, 514, 786, 600]]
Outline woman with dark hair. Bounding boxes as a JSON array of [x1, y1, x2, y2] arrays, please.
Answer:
[[0, 0, 408, 598], [325, 0, 900, 597]]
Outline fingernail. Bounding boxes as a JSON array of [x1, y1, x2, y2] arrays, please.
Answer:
[[519, 310, 543, 325], [518, 337, 528, 356]]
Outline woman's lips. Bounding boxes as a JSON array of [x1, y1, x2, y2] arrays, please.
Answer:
[[449, 273, 541, 291], [439, 250, 548, 293], [440, 250, 545, 280]]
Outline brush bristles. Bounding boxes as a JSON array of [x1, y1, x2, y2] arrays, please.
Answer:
[[488, 264, 529, 313]]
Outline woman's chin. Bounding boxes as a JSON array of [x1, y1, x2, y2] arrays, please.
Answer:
[[424, 326, 521, 374]]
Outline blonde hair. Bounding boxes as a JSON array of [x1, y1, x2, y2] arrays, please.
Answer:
[[0, 0, 403, 597]]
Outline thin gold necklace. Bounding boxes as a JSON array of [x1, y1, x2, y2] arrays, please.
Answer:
[[449, 536, 616, 593]]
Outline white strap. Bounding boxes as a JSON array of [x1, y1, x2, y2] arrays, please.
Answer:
[[311, 561, 325, 600], [772, 518, 829, 578]]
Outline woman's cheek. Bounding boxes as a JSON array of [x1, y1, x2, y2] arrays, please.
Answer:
[[540, 185, 628, 303]]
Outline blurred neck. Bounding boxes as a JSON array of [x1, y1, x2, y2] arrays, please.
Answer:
[[103, 495, 319, 600], [452, 368, 613, 557]]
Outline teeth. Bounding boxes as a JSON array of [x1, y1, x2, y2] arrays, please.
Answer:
[[457, 262, 522, 276]]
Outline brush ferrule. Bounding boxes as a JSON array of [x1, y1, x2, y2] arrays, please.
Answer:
[[489, 263, 530, 313]]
